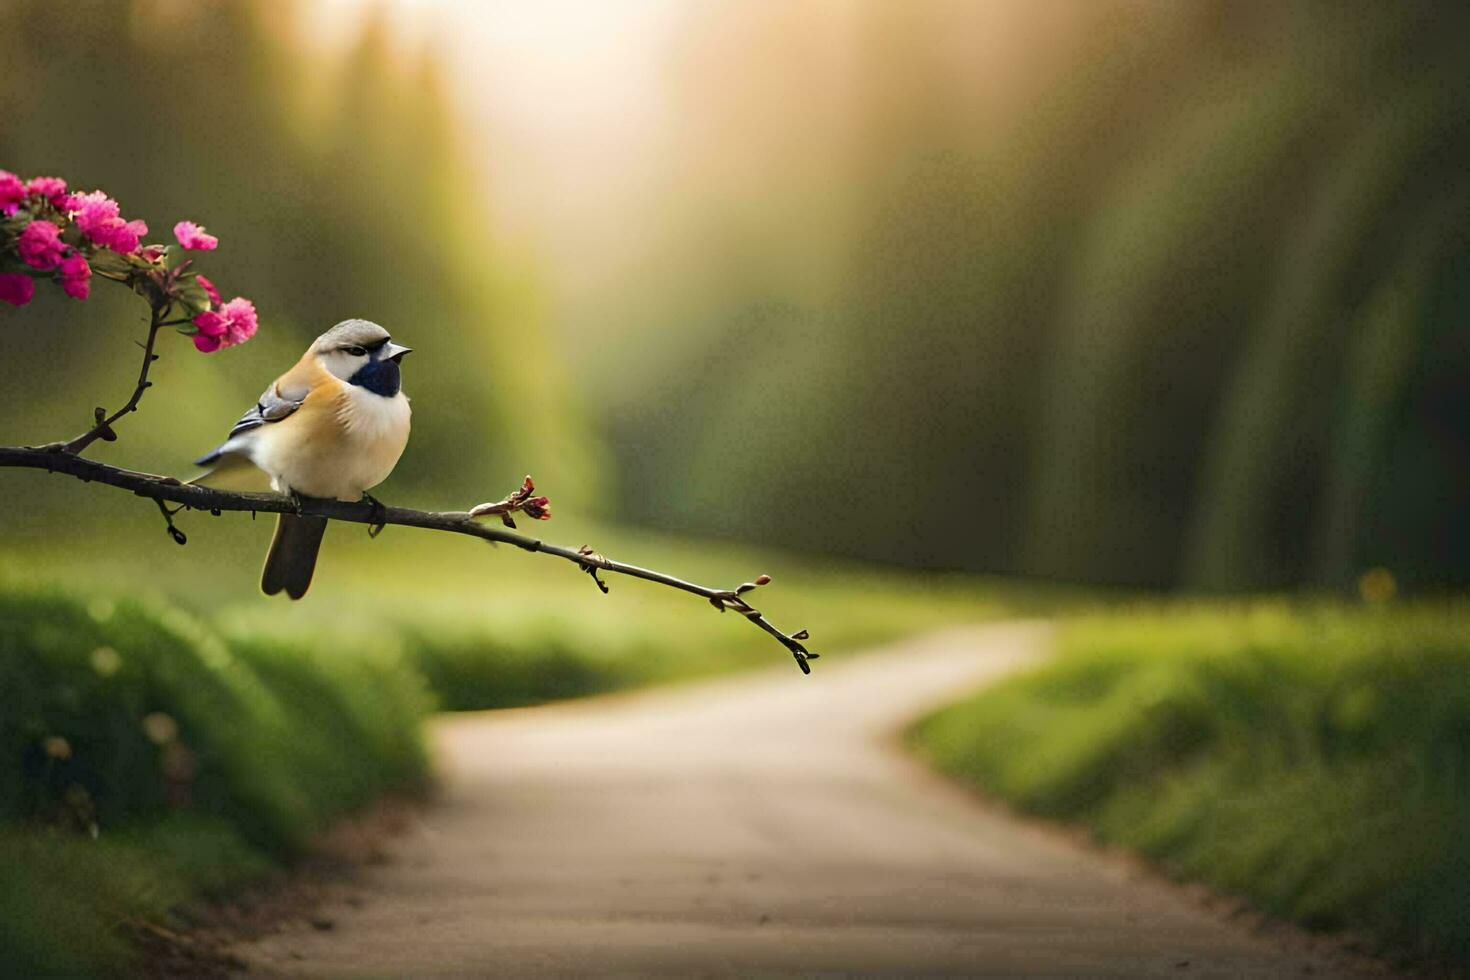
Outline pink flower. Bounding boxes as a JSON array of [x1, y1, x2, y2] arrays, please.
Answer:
[[195, 274, 222, 307], [218, 297, 258, 344], [58, 252, 91, 300], [191, 296, 257, 352], [17, 220, 65, 270], [0, 273, 34, 306], [110, 218, 148, 254], [193, 309, 226, 337], [192, 311, 225, 351], [26, 176, 68, 208], [173, 220, 218, 251], [139, 245, 165, 263], [72, 190, 119, 234], [72, 190, 148, 253], [0, 170, 25, 216]]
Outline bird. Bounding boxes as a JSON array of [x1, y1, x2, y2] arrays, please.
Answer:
[[192, 318, 412, 599]]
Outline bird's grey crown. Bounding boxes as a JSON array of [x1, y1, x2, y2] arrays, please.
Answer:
[[312, 318, 391, 352]]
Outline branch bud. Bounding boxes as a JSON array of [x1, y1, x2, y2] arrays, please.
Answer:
[[470, 474, 553, 526]]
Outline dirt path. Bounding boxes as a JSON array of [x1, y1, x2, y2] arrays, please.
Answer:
[[231, 623, 1385, 977]]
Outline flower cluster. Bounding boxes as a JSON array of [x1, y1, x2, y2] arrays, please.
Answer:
[[72, 190, 148, 254], [190, 289, 257, 352], [0, 169, 256, 354]]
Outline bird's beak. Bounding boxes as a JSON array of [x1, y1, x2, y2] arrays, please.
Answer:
[[385, 342, 412, 363]]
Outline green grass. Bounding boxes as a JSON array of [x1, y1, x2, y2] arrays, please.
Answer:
[[911, 601, 1470, 966], [0, 581, 431, 976], [0, 818, 272, 977], [1, 514, 1047, 708]]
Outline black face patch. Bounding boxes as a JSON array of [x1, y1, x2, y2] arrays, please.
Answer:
[[348, 354, 401, 397]]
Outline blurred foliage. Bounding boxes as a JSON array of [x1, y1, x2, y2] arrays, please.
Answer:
[[594, 0, 1470, 591], [0, 0, 594, 519], [0, 582, 429, 846], [1, 514, 1044, 710], [3, 0, 1464, 594], [0, 819, 271, 976], [912, 601, 1470, 965], [0, 578, 430, 974]]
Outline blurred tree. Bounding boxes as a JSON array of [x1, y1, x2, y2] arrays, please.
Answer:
[[0, 0, 591, 523], [1183, 36, 1470, 589], [596, 0, 1470, 591], [6, 0, 1467, 592]]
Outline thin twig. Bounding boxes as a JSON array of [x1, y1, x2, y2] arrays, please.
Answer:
[[153, 498, 188, 546], [0, 446, 818, 673], [59, 306, 168, 455]]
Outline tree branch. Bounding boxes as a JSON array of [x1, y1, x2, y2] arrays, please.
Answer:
[[0, 446, 818, 674], [57, 305, 168, 455]]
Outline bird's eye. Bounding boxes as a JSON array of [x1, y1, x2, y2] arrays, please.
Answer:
[[344, 346, 367, 356]]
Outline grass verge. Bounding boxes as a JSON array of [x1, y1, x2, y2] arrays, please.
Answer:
[[910, 601, 1470, 966], [0, 582, 431, 976], [5, 518, 1053, 709]]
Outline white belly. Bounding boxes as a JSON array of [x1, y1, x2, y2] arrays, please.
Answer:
[[250, 387, 411, 500]]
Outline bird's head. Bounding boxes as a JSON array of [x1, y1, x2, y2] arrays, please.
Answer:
[[312, 319, 412, 396]]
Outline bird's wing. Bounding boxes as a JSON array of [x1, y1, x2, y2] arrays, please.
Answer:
[[228, 382, 305, 438], [193, 379, 309, 466]]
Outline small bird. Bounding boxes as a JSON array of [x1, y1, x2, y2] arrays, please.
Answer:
[[193, 319, 412, 599]]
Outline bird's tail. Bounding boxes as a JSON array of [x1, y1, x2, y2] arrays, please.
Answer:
[[261, 513, 328, 599]]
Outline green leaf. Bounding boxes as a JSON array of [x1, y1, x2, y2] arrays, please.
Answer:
[[174, 277, 211, 317], [0, 256, 44, 277], [88, 250, 132, 277], [1, 209, 34, 236]]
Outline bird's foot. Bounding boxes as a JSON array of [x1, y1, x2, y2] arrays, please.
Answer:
[[363, 492, 387, 538]]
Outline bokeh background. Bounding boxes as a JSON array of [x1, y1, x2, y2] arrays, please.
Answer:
[[3, 0, 1467, 591], [4, 0, 1470, 972]]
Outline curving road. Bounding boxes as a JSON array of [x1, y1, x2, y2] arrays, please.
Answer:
[[232, 623, 1384, 977]]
